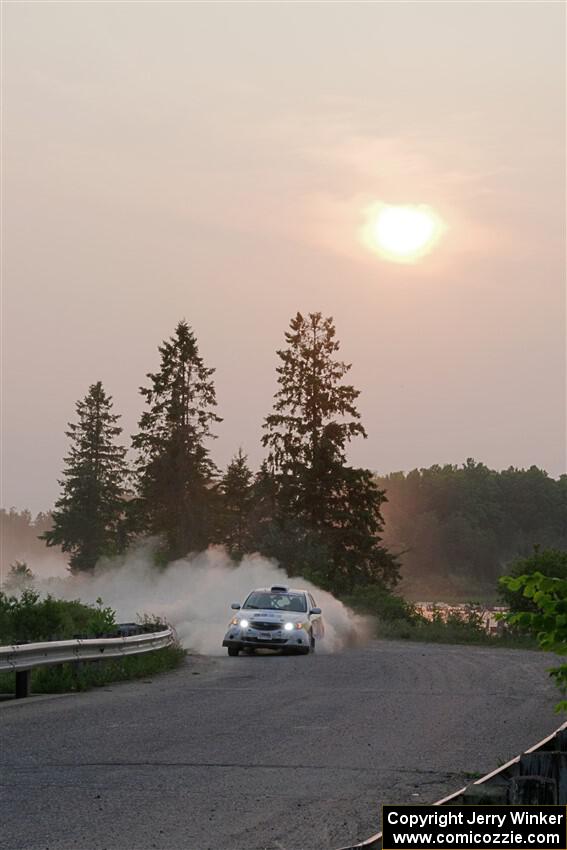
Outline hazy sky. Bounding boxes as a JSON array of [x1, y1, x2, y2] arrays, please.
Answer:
[[3, 1, 566, 513]]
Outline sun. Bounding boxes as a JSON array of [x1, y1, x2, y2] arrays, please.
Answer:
[[363, 203, 444, 263]]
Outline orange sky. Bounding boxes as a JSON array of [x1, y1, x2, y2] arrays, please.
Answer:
[[2, 1, 566, 512]]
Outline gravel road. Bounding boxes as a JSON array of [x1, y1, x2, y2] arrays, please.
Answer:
[[0, 640, 560, 850]]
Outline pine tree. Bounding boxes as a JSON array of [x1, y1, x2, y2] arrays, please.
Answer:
[[42, 382, 129, 573], [262, 311, 399, 593], [132, 320, 222, 561], [220, 449, 254, 559]]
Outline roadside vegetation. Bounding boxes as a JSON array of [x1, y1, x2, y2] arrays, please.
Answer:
[[342, 585, 536, 648], [340, 548, 566, 652], [500, 548, 567, 710], [0, 588, 117, 644], [498, 548, 567, 616], [0, 645, 185, 695], [0, 589, 185, 695]]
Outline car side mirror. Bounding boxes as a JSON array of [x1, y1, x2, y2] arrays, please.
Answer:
[[310, 607, 321, 615], [231, 603, 241, 610]]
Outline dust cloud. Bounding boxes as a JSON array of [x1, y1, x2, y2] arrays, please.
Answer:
[[37, 544, 371, 655]]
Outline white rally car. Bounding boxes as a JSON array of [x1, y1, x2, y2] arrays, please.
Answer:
[[222, 585, 324, 656]]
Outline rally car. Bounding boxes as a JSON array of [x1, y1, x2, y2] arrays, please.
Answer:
[[222, 585, 324, 656]]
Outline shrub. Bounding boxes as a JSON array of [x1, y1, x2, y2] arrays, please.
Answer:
[[0, 590, 185, 695], [342, 585, 416, 622], [500, 570, 567, 710], [0, 590, 116, 644], [499, 548, 567, 614], [343, 586, 534, 648]]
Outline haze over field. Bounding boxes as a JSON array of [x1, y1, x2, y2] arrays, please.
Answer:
[[2, 2, 565, 514]]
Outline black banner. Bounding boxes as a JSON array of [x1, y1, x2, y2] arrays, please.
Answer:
[[382, 805, 567, 850]]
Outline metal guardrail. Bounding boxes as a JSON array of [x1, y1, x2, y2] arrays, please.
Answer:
[[0, 627, 174, 699], [336, 721, 567, 850]]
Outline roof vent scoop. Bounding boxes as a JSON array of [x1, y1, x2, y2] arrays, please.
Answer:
[[270, 585, 289, 592]]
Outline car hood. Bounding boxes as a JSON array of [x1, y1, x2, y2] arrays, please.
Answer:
[[240, 609, 306, 623]]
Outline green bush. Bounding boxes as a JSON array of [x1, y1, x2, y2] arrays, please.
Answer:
[[342, 585, 416, 622], [0, 590, 186, 695], [500, 569, 567, 710], [0, 589, 116, 644], [343, 586, 534, 648], [499, 548, 567, 614], [372, 611, 534, 647]]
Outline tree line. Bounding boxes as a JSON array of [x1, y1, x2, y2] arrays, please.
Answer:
[[41, 314, 399, 595], [378, 461, 567, 599], [0, 510, 55, 572]]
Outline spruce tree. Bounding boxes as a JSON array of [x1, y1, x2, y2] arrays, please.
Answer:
[[42, 382, 129, 573], [220, 449, 254, 559], [132, 320, 221, 561], [262, 312, 399, 593]]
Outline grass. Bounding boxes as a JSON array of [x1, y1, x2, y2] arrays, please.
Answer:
[[0, 644, 187, 695], [341, 586, 537, 649], [372, 616, 537, 649]]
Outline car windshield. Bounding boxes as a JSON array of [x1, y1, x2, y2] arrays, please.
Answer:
[[243, 591, 307, 613]]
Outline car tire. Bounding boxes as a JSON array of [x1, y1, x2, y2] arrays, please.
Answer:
[[227, 647, 240, 657], [309, 633, 316, 653]]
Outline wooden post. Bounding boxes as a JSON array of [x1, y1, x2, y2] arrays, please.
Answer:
[[510, 775, 557, 804], [15, 670, 30, 699]]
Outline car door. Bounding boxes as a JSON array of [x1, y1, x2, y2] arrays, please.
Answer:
[[308, 593, 324, 638]]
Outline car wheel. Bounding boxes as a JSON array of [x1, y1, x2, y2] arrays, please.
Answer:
[[309, 633, 316, 653], [227, 647, 240, 657]]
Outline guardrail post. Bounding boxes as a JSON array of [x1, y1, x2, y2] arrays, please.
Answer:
[[15, 670, 30, 699]]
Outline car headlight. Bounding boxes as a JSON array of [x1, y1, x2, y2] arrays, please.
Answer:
[[284, 621, 305, 631], [230, 617, 249, 628], [239, 618, 249, 628]]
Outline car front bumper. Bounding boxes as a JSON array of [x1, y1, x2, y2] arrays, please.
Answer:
[[222, 628, 309, 651]]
